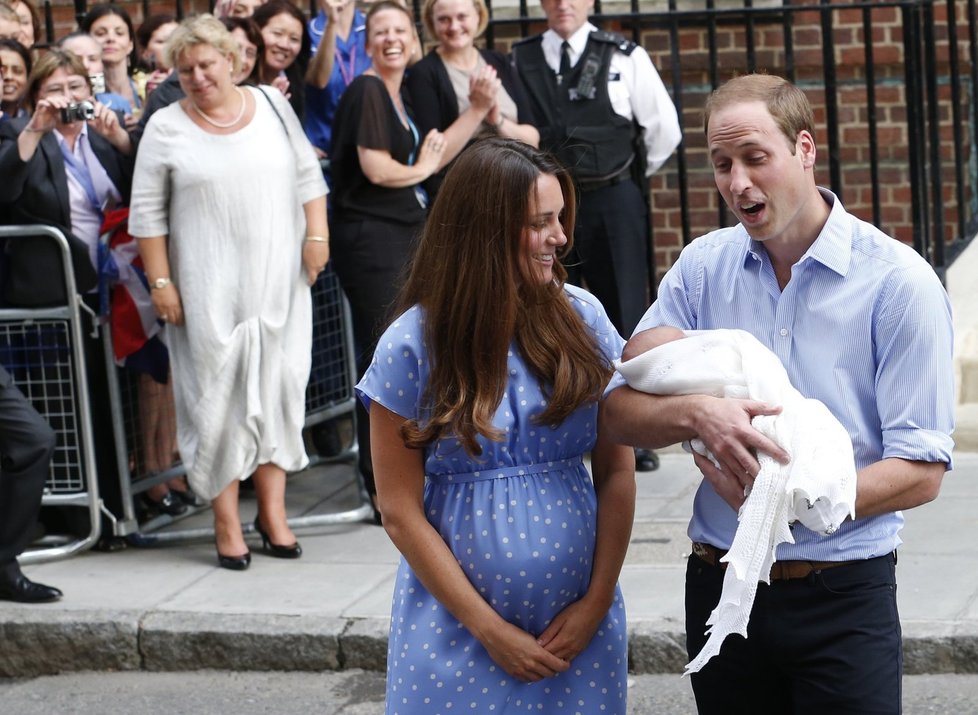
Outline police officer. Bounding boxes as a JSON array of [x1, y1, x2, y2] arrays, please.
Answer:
[[513, 0, 681, 471]]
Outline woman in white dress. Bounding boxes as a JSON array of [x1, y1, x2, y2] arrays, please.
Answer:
[[129, 14, 329, 570]]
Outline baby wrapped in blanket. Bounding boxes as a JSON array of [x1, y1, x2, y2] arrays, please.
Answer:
[[615, 327, 857, 674]]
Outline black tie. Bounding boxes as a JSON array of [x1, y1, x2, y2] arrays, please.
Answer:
[[559, 41, 572, 83]]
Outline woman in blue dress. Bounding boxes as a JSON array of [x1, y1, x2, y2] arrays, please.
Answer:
[[356, 137, 636, 713]]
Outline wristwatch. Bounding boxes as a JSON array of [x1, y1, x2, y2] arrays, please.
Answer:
[[151, 277, 172, 290]]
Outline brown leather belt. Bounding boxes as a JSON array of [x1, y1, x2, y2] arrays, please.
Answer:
[[691, 541, 860, 582]]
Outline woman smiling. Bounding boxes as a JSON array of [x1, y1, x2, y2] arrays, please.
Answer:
[[406, 0, 538, 198], [329, 0, 461, 523], [253, 0, 309, 120], [129, 14, 328, 570]]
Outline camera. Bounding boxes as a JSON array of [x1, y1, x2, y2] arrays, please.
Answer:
[[89, 72, 106, 95], [60, 100, 96, 123]]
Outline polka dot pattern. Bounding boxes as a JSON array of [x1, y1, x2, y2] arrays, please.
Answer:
[[356, 285, 627, 714]]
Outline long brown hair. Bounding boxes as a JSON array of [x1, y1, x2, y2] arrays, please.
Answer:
[[396, 137, 614, 456]]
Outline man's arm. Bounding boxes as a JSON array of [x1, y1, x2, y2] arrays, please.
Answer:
[[853, 458, 944, 518], [602, 387, 788, 475]]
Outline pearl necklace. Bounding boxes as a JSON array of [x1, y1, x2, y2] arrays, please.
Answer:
[[191, 86, 246, 129]]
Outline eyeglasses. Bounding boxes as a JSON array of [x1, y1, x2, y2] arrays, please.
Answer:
[[40, 79, 90, 98]]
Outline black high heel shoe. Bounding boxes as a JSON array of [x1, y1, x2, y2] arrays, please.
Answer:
[[253, 516, 302, 559], [216, 548, 251, 571]]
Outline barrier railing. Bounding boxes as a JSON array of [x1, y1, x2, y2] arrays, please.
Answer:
[[101, 263, 371, 545], [0, 225, 102, 565]]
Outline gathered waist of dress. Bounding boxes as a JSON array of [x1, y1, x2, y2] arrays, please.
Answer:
[[427, 455, 584, 485]]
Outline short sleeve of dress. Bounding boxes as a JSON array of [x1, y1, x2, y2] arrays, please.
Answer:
[[355, 306, 429, 420], [356, 76, 396, 152], [128, 113, 172, 238], [563, 284, 625, 397]]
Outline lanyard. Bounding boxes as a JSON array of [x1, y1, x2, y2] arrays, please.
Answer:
[[390, 95, 428, 209], [334, 46, 358, 87]]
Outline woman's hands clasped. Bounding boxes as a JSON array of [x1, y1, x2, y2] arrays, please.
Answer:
[[481, 620, 571, 684], [479, 594, 609, 683], [468, 66, 500, 114]]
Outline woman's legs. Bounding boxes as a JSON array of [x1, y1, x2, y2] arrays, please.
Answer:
[[212, 479, 247, 557], [253, 463, 296, 546]]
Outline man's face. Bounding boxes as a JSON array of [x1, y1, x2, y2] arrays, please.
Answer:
[[539, 0, 594, 40], [707, 100, 816, 244]]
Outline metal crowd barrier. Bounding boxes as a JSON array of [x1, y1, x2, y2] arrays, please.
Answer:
[[102, 263, 371, 545], [0, 226, 102, 565]]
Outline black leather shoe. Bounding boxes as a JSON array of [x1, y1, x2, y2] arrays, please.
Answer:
[[0, 572, 63, 603], [216, 549, 251, 571], [172, 488, 201, 507], [253, 516, 302, 559], [635, 448, 660, 472], [143, 491, 189, 517]]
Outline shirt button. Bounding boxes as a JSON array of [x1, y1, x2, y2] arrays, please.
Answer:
[[779, 328, 789, 337]]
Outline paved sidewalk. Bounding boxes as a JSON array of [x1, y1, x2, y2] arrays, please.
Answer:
[[2, 450, 976, 677]]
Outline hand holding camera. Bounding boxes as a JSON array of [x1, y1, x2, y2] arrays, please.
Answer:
[[59, 100, 96, 123], [21, 97, 131, 157]]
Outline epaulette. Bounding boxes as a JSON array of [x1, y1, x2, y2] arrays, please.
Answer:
[[589, 29, 636, 55], [512, 34, 544, 48]]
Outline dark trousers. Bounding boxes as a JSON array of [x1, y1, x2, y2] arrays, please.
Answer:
[[565, 179, 650, 337], [685, 551, 902, 714], [0, 366, 56, 567], [330, 217, 421, 496]]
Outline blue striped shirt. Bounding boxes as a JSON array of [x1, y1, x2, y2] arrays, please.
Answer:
[[629, 189, 955, 560]]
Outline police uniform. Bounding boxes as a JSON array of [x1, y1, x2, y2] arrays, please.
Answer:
[[513, 22, 681, 336]]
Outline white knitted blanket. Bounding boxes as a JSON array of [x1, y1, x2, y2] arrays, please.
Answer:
[[614, 329, 857, 675]]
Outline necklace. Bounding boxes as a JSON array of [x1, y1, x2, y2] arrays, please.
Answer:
[[191, 86, 246, 129]]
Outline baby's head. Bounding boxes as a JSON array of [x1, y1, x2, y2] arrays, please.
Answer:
[[621, 325, 685, 362]]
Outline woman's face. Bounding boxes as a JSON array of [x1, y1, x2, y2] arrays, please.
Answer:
[[90, 13, 133, 67], [61, 34, 105, 76], [260, 12, 302, 73], [175, 43, 234, 107], [230, 27, 258, 84], [0, 48, 28, 104], [431, 0, 479, 52], [520, 173, 567, 285], [366, 8, 414, 75], [230, 0, 265, 18], [37, 67, 93, 121], [11, 1, 34, 46], [144, 21, 178, 69]]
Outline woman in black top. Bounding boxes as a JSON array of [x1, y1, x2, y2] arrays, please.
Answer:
[[330, 0, 466, 522]]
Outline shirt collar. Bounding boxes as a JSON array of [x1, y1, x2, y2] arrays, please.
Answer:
[[743, 187, 852, 277], [53, 122, 90, 151], [543, 21, 596, 58]]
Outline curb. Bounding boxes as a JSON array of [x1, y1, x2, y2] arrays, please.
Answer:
[[3, 613, 977, 677]]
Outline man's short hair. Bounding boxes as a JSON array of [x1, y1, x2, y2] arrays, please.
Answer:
[[703, 73, 815, 152]]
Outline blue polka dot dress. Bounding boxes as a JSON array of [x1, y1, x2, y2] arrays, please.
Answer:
[[356, 284, 629, 714]]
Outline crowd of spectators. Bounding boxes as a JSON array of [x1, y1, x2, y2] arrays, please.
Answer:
[[0, 0, 679, 552]]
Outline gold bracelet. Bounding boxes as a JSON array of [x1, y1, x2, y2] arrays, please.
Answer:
[[304, 235, 329, 243]]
